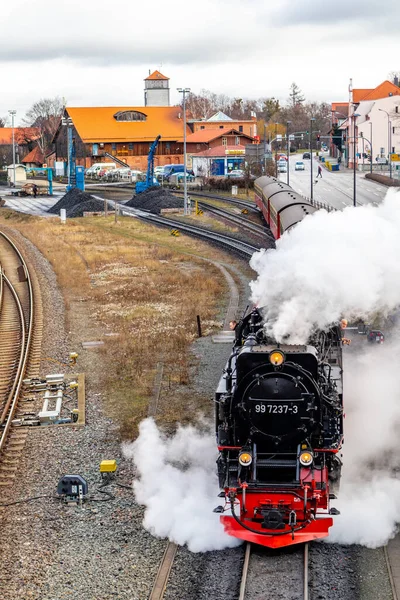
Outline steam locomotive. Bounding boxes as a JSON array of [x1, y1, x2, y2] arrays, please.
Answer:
[[214, 308, 343, 548]]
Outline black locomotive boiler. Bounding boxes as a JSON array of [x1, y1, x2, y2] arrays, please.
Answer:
[[214, 308, 343, 548]]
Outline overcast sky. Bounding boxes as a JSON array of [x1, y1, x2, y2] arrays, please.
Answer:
[[1, 0, 399, 125]]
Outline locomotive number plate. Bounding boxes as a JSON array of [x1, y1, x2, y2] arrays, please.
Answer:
[[254, 403, 299, 414]]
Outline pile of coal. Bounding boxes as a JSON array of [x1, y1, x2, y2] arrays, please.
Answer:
[[68, 199, 106, 218], [126, 187, 183, 215], [48, 188, 97, 214]]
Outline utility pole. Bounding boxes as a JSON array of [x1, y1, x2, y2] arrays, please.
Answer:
[[8, 110, 16, 187], [177, 87, 191, 215], [286, 121, 291, 185], [310, 118, 316, 202]]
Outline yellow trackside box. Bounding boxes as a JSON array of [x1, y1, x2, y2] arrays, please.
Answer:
[[100, 460, 117, 473]]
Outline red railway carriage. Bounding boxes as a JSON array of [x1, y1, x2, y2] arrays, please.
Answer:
[[254, 176, 317, 239]]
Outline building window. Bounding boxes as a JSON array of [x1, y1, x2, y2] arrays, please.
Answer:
[[235, 136, 240, 145], [197, 144, 200, 150], [222, 137, 227, 146], [112, 143, 117, 151], [113, 110, 147, 121], [200, 126, 205, 130], [128, 143, 133, 150], [393, 127, 396, 135], [219, 125, 224, 129], [396, 106, 399, 113], [239, 125, 243, 132]]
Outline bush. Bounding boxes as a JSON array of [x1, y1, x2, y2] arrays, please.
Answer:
[[204, 177, 254, 191], [365, 173, 400, 187]]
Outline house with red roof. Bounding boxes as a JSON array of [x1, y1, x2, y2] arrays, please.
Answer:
[[331, 79, 400, 168], [186, 127, 254, 175], [0, 127, 40, 168]]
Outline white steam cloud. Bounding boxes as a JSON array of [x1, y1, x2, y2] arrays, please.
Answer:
[[123, 418, 240, 552], [329, 339, 400, 547], [250, 189, 400, 343]]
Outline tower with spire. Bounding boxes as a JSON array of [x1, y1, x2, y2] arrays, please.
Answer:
[[144, 70, 170, 106]]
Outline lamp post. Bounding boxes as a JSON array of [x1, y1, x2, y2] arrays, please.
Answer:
[[378, 108, 392, 179], [369, 121, 373, 174], [310, 117, 316, 202], [275, 122, 278, 177], [286, 120, 291, 185], [177, 87, 191, 215], [352, 113, 360, 207], [62, 115, 73, 191], [8, 110, 16, 187], [264, 123, 267, 174]]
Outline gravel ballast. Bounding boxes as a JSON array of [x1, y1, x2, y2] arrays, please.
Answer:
[[48, 188, 98, 215], [126, 187, 183, 214]]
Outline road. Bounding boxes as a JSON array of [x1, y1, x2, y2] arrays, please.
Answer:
[[279, 153, 390, 210]]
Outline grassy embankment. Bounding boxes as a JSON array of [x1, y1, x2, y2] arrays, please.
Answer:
[[0, 210, 244, 438]]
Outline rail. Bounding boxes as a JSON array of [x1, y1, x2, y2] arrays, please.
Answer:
[[0, 231, 34, 453], [121, 206, 260, 259]]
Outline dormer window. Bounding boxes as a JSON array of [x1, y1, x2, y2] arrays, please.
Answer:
[[114, 111, 147, 122]]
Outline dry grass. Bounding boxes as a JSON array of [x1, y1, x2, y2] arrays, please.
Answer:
[[0, 210, 236, 438]]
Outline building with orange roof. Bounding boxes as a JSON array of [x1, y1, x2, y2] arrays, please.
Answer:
[[0, 127, 40, 168], [186, 127, 254, 154], [144, 70, 170, 106], [190, 111, 257, 138], [52, 104, 191, 171], [21, 146, 45, 168]]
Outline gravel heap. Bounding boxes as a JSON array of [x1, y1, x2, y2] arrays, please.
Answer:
[[48, 188, 97, 215], [68, 198, 106, 218], [126, 187, 183, 214]]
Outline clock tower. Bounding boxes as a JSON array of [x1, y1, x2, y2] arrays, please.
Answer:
[[144, 70, 170, 106]]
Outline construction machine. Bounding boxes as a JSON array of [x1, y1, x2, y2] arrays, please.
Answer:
[[135, 135, 161, 194]]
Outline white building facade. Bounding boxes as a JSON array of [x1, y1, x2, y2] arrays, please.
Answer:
[[348, 95, 400, 172]]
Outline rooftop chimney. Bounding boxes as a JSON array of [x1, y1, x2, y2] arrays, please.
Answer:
[[394, 75, 399, 87]]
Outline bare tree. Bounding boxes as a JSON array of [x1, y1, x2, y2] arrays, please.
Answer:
[[0, 116, 6, 128], [288, 82, 305, 108], [22, 96, 65, 155]]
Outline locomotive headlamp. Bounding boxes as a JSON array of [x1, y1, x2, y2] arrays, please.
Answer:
[[299, 451, 313, 467], [238, 451, 252, 467], [269, 350, 285, 366]]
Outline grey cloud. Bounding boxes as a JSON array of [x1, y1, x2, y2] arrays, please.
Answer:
[[0, 37, 254, 67], [273, 0, 399, 29]]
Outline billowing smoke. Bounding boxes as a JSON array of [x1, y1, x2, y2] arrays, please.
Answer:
[[123, 418, 240, 552], [250, 189, 400, 343], [328, 339, 400, 547]]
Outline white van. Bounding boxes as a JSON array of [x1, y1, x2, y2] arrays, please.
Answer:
[[86, 163, 116, 178]]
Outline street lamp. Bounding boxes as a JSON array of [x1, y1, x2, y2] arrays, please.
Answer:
[[8, 110, 16, 187], [310, 117, 316, 202], [378, 108, 392, 179], [275, 122, 279, 177], [61, 115, 73, 191], [286, 121, 291, 185], [177, 87, 191, 215], [369, 121, 373, 174], [352, 113, 360, 207]]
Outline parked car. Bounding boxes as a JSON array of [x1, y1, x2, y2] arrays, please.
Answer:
[[295, 161, 305, 171], [302, 152, 311, 159], [163, 164, 194, 181], [367, 330, 385, 343], [227, 169, 245, 178]]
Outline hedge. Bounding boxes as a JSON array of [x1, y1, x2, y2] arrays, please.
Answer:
[[365, 173, 400, 187]]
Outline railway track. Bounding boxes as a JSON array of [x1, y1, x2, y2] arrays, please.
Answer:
[[120, 205, 260, 258], [239, 542, 309, 600], [0, 230, 42, 489]]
